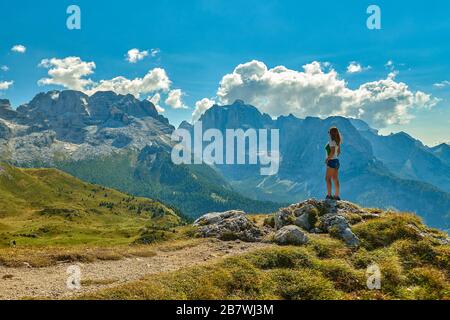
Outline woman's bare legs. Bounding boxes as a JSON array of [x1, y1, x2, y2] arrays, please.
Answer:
[[332, 169, 340, 198], [325, 167, 333, 196]]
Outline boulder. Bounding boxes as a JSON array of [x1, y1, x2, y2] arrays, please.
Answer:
[[194, 210, 266, 242], [295, 211, 315, 231], [319, 214, 360, 247], [274, 200, 320, 231], [274, 226, 309, 246]]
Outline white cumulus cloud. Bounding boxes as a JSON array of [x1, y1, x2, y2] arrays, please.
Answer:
[[347, 61, 371, 74], [38, 56, 174, 99], [192, 98, 216, 122], [88, 68, 172, 98], [11, 45, 26, 53], [215, 60, 438, 128], [126, 48, 149, 63], [165, 89, 186, 109], [1, 65, 9, 72], [38, 57, 96, 91], [0, 81, 13, 90]]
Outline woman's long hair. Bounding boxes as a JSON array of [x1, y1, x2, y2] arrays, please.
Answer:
[[329, 127, 342, 145]]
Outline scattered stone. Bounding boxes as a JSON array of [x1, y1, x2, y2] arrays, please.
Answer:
[[274, 226, 309, 246], [194, 210, 266, 242], [407, 223, 450, 245]]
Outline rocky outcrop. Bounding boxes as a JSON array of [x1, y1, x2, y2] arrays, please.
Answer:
[[193, 199, 381, 247], [194, 210, 267, 242], [274, 199, 366, 247], [192, 198, 450, 248], [274, 225, 309, 245]]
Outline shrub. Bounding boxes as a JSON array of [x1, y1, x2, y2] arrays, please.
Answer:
[[246, 247, 316, 269], [352, 213, 424, 250], [392, 240, 437, 269], [317, 259, 365, 292], [308, 236, 349, 259], [134, 230, 169, 244], [221, 260, 266, 297], [407, 267, 450, 300], [269, 269, 342, 300], [378, 255, 407, 296]]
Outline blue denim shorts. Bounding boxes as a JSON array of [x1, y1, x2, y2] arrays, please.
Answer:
[[327, 159, 340, 170]]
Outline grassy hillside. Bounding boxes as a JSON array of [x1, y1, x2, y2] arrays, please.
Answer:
[[53, 149, 282, 218], [82, 212, 450, 300], [0, 163, 182, 248]]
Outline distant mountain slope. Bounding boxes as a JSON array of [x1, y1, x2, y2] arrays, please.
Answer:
[[55, 148, 281, 218], [0, 91, 281, 218], [430, 143, 450, 167], [193, 101, 450, 230], [0, 163, 182, 246], [357, 130, 450, 193]]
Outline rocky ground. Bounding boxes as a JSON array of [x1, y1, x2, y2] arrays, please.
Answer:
[[195, 199, 450, 247]]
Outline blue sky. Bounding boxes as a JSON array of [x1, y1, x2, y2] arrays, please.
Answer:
[[1, 0, 449, 145]]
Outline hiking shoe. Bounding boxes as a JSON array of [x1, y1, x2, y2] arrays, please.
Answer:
[[333, 196, 341, 201], [325, 195, 334, 200]]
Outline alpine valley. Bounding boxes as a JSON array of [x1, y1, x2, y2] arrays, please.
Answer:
[[0, 91, 449, 231]]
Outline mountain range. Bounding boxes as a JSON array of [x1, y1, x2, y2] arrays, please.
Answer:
[[0, 91, 449, 230], [0, 91, 279, 218]]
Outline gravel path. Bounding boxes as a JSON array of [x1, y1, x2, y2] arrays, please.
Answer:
[[0, 239, 270, 300]]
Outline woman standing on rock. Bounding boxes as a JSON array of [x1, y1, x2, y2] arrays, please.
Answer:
[[325, 127, 342, 201]]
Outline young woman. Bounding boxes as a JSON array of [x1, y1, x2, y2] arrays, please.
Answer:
[[325, 127, 342, 200]]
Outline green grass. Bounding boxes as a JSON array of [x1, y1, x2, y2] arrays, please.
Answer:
[[0, 162, 182, 249], [81, 212, 450, 300]]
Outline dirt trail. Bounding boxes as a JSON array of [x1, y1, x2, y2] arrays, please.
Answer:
[[0, 239, 270, 300]]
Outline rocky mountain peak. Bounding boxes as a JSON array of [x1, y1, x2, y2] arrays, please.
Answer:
[[178, 120, 193, 130], [0, 99, 17, 120], [0, 99, 11, 109], [198, 101, 273, 130], [0, 90, 174, 161]]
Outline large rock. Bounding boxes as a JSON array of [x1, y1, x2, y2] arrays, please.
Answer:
[[274, 199, 365, 247], [194, 210, 266, 242], [274, 199, 322, 231], [319, 214, 360, 247], [274, 226, 309, 246]]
